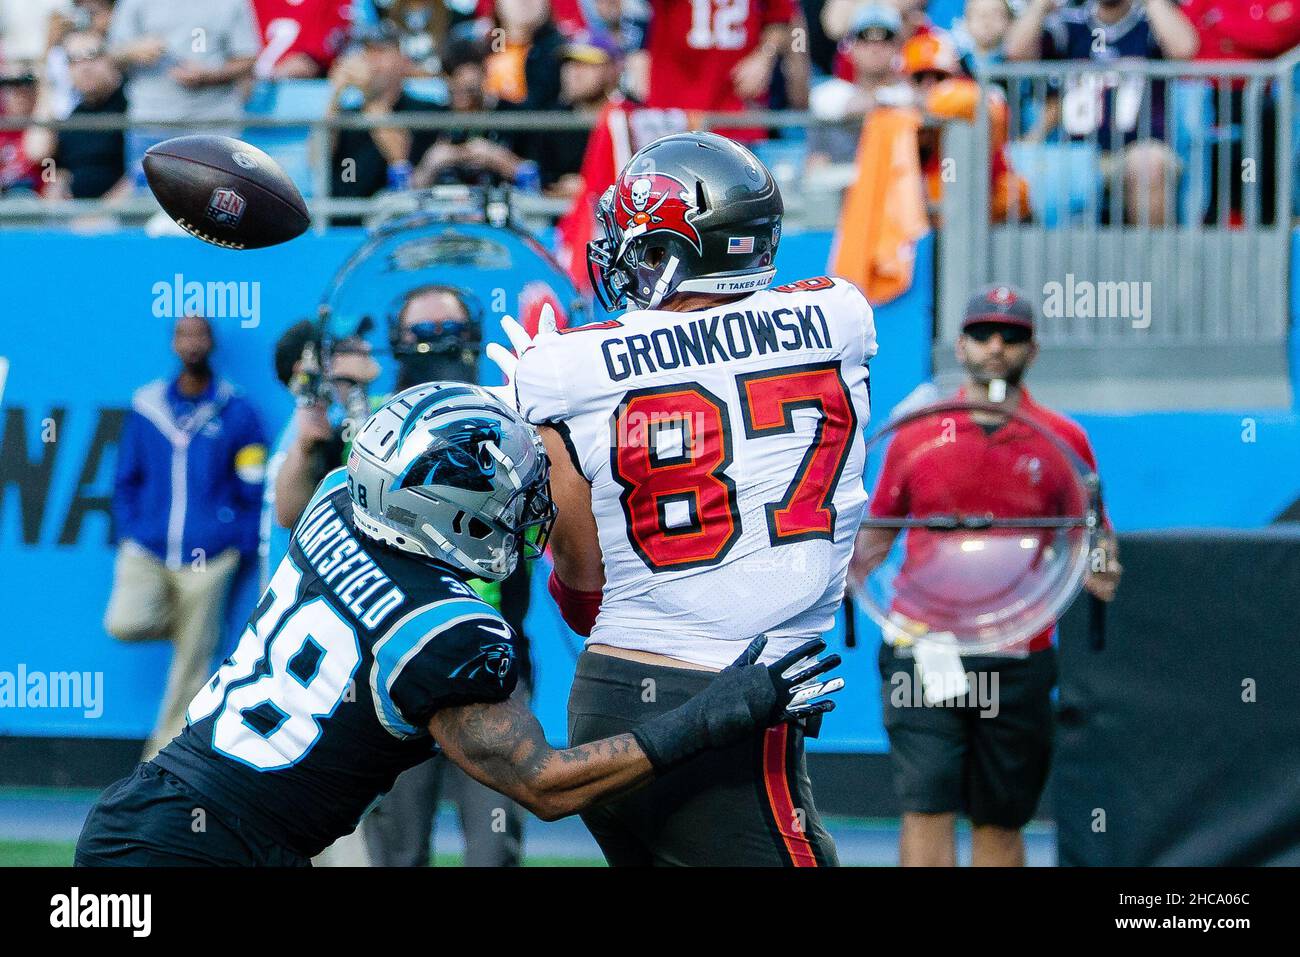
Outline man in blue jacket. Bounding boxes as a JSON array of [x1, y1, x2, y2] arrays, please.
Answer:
[[106, 315, 267, 758]]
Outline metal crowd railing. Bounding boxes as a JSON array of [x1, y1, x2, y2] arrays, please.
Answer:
[[938, 50, 1300, 367], [0, 108, 862, 233]]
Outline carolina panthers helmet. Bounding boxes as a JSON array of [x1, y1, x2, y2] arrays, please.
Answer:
[[587, 131, 784, 311], [346, 383, 556, 581]]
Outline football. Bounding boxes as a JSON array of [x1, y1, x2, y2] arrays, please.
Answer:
[[143, 134, 310, 250]]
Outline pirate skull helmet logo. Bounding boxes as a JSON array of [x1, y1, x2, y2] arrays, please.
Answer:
[[630, 177, 653, 210], [613, 170, 702, 253]]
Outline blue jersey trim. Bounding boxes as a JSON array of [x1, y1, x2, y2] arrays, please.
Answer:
[[369, 598, 501, 738]]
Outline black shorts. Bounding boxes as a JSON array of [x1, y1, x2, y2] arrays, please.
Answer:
[[567, 650, 838, 867], [878, 643, 1057, 830], [74, 762, 310, 867]]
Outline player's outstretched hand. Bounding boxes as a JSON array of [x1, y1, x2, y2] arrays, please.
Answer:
[[484, 304, 558, 410], [630, 635, 846, 773]]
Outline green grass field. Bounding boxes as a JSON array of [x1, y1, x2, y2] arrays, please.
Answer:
[[0, 783, 1056, 866], [0, 841, 74, 867], [0, 840, 605, 867]]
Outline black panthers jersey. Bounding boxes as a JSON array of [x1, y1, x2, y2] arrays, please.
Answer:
[[154, 468, 518, 858]]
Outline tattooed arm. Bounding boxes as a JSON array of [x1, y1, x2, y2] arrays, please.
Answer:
[[428, 639, 847, 820], [427, 693, 652, 822]]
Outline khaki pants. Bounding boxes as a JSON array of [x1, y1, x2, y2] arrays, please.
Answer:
[[103, 544, 241, 759]]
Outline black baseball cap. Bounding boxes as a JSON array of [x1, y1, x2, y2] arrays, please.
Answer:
[[962, 284, 1035, 333]]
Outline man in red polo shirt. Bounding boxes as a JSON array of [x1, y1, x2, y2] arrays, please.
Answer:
[[849, 284, 1121, 867]]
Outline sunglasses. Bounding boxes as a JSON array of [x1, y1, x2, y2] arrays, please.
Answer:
[[911, 69, 952, 85], [66, 47, 106, 63], [964, 322, 1033, 345], [855, 28, 898, 43]]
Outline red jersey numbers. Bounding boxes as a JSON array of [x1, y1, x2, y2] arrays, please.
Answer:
[[773, 276, 834, 294], [611, 385, 740, 571], [610, 364, 857, 572], [738, 362, 857, 543]]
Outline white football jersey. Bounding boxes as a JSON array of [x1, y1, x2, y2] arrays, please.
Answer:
[[515, 276, 877, 668]]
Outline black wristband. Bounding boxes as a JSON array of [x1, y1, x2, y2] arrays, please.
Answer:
[[631, 665, 776, 773]]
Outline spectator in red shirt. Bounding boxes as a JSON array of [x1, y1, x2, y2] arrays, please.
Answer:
[[633, 0, 798, 140], [251, 0, 352, 79], [0, 71, 43, 195], [1180, 0, 1300, 226], [1182, 0, 1300, 62], [551, 60, 691, 293], [849, 284, 1121, 867]]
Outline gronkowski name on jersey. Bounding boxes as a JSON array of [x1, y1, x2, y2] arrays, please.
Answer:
[[514, 276, 877, 669], [153, 468, 518, 858]]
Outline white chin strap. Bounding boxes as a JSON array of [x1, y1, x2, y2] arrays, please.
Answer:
[[643, 259, 777, 309], [646, 255, 681, 309], [482, 440, 522, 490]]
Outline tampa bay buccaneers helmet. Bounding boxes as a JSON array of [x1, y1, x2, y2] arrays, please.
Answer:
[[588, 131, 784, 311]]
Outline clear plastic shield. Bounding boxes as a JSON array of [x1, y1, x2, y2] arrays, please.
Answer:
[[853, 399, 1100, 655]]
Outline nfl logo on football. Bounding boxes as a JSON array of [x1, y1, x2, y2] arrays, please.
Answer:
[[206, 187, 246, 228]]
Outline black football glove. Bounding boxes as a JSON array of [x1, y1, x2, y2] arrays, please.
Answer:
[[631, 636, 845, 773], [732, 635, 845, 722]]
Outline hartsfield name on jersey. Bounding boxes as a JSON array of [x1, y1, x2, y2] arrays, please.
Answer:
[[293, 497, 406, 630], [602, 304, 834, 382]]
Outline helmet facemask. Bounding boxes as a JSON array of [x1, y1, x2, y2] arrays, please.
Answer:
[[588, 185, 637, 310], [501, 478, 558, 564], [414, 436, 557, 581], [588, 189, 692, 311]]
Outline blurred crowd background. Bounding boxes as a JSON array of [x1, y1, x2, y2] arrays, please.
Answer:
[[1, 1, 1295, 228]]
